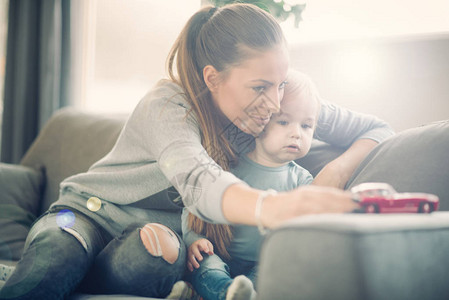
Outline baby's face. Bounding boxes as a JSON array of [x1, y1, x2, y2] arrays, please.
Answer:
[[256, 94, 318, 165]]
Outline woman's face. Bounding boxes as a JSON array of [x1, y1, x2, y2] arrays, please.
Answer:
[[211, 46, 289, 136]]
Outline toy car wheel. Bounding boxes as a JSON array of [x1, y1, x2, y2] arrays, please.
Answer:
[[418, 202, 433, 213], [364, 204, 379, 214]]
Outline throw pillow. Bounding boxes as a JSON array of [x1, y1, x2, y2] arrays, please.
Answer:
[[0, 163, 43, 261]]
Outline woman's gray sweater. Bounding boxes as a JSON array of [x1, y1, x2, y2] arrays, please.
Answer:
[[53, 80, 394, 237]]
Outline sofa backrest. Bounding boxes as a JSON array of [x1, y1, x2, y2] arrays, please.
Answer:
[[346, 120, 449, 211], [20, 107, 128, 215]]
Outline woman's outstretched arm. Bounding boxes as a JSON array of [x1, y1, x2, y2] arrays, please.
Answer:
[[221, 183, 358, 228]]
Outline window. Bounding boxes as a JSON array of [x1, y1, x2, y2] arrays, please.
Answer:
[[75, 0, 449, 131], [76, 0, 200, 114], [282, 0, 449, 43], [282, 0, 449, 131], [0, 0, 9, 151]]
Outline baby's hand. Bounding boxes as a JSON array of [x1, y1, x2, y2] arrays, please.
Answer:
[[187, 238, 214, 272]]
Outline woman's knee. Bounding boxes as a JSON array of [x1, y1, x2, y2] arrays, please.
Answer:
[[30, 228, 90, 270], [0, 228, 90, 298], [139, 223, 181, 264]]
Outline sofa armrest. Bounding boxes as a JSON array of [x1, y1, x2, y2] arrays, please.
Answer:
[[257, 212, 449, 300]]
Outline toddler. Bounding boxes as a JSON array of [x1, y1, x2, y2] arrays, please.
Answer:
[[179, 71, 320, 300]]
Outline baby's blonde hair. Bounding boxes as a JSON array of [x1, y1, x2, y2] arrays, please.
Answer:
[[282, 70, 321, 119]]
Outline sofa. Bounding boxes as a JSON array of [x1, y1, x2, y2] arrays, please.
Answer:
[[1, 107, 448, 299]]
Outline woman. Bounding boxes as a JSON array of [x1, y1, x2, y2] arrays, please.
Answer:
[[0, 4, 393, 300]]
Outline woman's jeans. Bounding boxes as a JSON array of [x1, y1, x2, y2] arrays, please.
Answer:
[[187, 253, 257, 300], [0, 207, 186, 300]]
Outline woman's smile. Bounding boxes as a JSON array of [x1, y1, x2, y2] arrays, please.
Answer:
[[251, 115, 271, 127]]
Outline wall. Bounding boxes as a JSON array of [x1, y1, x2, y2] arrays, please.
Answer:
[[289, 33, 449, 132], [80, 0, 200, 113]]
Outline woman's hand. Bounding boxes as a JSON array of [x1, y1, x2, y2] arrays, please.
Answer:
[[223, 183, 359, 229], [187, 238, 214, 272], [260, 185, 359, 229]]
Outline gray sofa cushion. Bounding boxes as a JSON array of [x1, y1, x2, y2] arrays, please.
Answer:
[[20, 108, 127, 215], [346, 120, 449, 211], [69, 294, 161, 300], [0, 163, 43, 261], [257, 212, 449, 300], [296, 140, 346, 177]]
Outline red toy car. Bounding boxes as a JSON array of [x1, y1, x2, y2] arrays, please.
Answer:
[[350, 182, 439, 214]]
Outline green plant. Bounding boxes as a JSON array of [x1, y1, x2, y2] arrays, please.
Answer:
[[209, 0, 306, 27]]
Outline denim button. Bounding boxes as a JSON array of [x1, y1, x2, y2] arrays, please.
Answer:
[[87, 197, 102, 212]]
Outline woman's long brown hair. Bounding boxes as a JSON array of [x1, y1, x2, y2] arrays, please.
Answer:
[[166, 3, 286, 259]]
